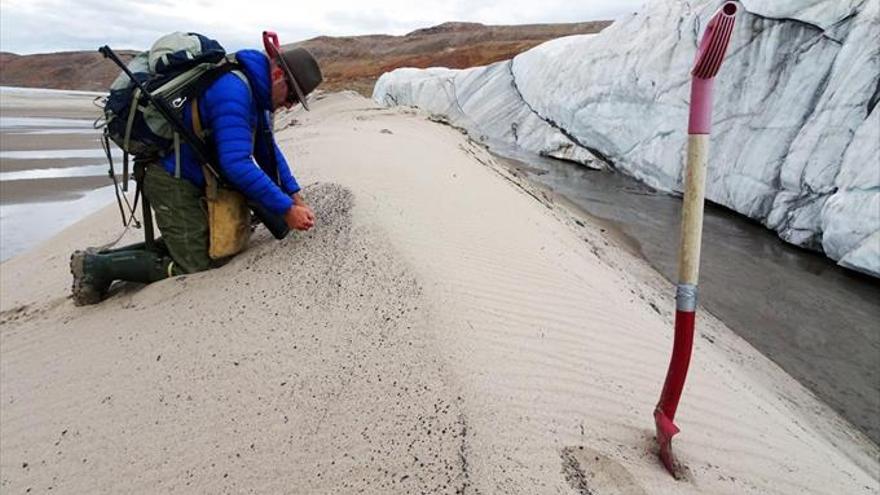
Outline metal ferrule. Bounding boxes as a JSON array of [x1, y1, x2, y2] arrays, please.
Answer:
[[675, 284, 698, 312]]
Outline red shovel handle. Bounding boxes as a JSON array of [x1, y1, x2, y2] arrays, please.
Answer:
[[654, 1, 738, 478], [692, 2, 737, 79], [263, 31, 281, 59]]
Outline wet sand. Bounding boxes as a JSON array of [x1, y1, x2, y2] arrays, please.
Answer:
[[0, 86, 104, 119], [0, 176, 112, 204], [0, 134, 104, 154]]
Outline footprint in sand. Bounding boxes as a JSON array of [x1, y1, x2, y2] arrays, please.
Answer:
[[561, 446, 647, 495]]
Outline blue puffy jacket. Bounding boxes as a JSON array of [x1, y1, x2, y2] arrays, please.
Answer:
[[160, 49, 299, 215]]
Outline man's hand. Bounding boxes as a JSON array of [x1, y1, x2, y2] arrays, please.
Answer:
[[284, 204, 315, 231]]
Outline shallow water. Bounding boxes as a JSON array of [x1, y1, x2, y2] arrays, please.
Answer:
[[0, 116, 95, 129], [0, 164, 110, 181], [490, 143, 880, 445], [0, 185, 118, 261], [3, 128, 101, 135], [0, 86, 103, 97], [0, 149, 119, 160], [0, 88, 123, 261]]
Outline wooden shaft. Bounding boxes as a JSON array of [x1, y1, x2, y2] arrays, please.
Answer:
[[677, 135, 709, 285]]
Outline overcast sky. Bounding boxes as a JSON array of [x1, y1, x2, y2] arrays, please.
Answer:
[[0, 0, 645, 54]]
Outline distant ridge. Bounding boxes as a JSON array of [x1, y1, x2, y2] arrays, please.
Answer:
[[0, 21, 610, 95], [0, 50, 138, 92], [405, 22, 487, 36]]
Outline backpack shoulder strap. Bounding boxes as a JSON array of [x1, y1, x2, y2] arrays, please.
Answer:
[[186, 61, 241, 100], [187, 63, 252, 132], [189, 61, 256, 186]]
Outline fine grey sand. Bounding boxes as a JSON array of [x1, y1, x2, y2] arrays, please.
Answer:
[[0, 93, 878, 494]]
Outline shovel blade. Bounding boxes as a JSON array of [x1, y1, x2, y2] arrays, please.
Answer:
[[654, 408, 681, 475]]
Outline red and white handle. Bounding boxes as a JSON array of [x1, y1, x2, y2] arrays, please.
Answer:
[[263, 30, 281, 59], [654, 1, 738, 476]]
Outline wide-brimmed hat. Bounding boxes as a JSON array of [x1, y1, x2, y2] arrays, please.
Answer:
[[275, 47, 322, 111]]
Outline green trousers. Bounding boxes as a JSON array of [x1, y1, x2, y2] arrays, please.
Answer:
[[143, 164, 213, 274]]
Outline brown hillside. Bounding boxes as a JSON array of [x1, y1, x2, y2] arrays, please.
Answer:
[[0, 50, 137, 92], [293, 21, 610, 95], [0, 21, 610, 96]]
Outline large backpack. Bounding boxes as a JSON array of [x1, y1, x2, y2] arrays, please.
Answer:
[[102, 32, 238, 161], [96, 32, 289, 247], [96, 32, 248, 248]]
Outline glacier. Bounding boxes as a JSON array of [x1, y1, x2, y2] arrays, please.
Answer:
[[373, 0, 880, 277]]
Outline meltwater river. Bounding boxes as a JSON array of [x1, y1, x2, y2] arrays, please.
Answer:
[[490, 143, 880, 445]]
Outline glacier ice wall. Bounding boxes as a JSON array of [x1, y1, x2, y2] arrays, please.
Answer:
[[373, 0, 880, 277]]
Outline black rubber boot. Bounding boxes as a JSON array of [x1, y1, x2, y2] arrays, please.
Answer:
[[70, 249, 177, 306], [97, 238, 168, 255], [99, 242, 148, 254]]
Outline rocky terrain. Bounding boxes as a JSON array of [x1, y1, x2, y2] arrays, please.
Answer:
[[374, 0, 880, 277], [0, 21, 610, 96]]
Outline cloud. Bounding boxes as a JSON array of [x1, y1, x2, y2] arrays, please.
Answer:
[[0, 0, 644, 54], [2, 0, 206, 53], [322, 9, 428, 35]]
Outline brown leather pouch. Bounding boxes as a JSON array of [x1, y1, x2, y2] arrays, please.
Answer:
[[193, 100, 251, 260]]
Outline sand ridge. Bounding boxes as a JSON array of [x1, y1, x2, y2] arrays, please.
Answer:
[[2, 184, 473, 493], [1, 92, 878, 493]]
